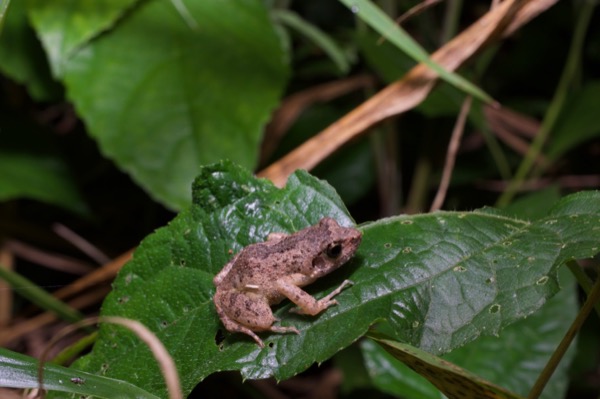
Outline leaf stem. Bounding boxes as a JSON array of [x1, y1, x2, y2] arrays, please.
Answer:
[[527, 275, 600, 399]]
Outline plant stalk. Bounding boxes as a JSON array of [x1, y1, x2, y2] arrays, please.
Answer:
[[527, 275, 600, 399]]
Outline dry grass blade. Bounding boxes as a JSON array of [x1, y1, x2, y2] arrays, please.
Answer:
[[484, 105, 548, 166], [261, 74, 376, 164], [430, 96, 472, 212], [0, 245, 14, 327], [258, 0, 558, 187]]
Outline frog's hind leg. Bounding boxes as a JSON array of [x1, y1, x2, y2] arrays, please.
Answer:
[[217, 310, 266, 348], [216, 291, 299, 347]]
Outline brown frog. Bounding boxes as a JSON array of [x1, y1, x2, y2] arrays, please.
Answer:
[[213, 217, 362, 347]]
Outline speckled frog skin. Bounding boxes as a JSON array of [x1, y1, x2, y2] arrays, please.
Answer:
[[213, 217, 362, 347]]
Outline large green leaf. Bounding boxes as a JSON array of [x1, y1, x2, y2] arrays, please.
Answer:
[[37, 0, 288, 210], [54, 162, 599, 398], [0, 348, 159, 399]]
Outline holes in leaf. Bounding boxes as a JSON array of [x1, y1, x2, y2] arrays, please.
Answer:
[[215, 329, 226, 347], [489, 304, 501, 314], [401, 220, 413, 225], [384, 243, 392, 249], [536, 276, 549, 285], [117, 296, 129, 304], [453, 265, 467, 272], [402, 247, 412, 254]]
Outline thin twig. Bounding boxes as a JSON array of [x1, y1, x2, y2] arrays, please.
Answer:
[[430, 96, 472, 211], [53, 223, 111, 265], [5, 240, 95, 275], [0, 244, 14, 327]]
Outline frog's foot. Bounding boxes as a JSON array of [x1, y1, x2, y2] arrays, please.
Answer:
[[289, 279, 354, 315], [269, 325, 300, 335], [217, 311, 266, 348]]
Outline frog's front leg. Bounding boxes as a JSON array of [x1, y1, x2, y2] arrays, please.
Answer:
[[275, 274, 353, 316]]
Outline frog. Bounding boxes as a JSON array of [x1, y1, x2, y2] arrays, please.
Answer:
[[213, 217, 362, 348]]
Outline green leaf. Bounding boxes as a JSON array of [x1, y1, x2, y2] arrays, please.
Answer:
[[339, 0, 494, 104], [26, 0, 140, 77], [52, 0, 288, 210], [61, 162, 600, 397], [0, 153, 84, 212], [368, 334, 525, 399], [0, 114, 87, 214], [502, 186, 562, 220], [62, 160, 357, 398], [361, 339, 442, 399], [0, 348, 159, 399]]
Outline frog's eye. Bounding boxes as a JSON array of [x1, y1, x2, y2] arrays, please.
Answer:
[[326, 243, 343, 259]]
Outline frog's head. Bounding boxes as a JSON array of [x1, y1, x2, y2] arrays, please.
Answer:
[[310, 217, 362, 278]]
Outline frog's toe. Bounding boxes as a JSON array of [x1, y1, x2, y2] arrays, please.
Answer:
[[270, 325, 300, 335]]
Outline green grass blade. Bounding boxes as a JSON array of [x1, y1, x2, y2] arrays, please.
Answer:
[[0, 264, 83, 323], [0, 0, 10, 34], [340, 0, 494, 103], [0, 347, 160, 399], [274, 9, 350, 74]]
